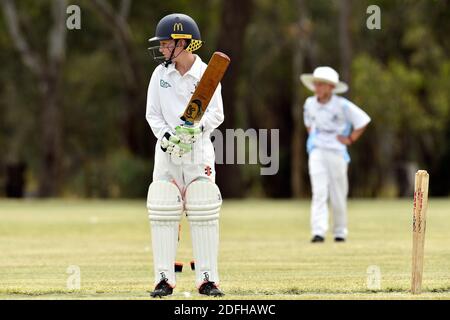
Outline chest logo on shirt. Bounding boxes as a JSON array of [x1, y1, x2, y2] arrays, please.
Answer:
[[160, 79, 172, 88], [204, 166, 212, 176]]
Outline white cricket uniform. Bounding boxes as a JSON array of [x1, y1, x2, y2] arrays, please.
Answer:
[[303, 95, 371, 238], [146, 55, 224, 289], [146, 54, 224, 190]]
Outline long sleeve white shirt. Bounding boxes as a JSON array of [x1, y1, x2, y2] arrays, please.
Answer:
[[146, 54, 224, 140]]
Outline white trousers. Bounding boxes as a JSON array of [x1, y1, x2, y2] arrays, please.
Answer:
[[308, 148, 348, 238], [150, 137, 221, 287], [153, 137, 216, 190]]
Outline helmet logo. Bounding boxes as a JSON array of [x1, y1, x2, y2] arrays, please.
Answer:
[[173, 23, 184, 32]]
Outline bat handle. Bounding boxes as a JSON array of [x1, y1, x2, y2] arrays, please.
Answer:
[[179, 115, 194, 127]]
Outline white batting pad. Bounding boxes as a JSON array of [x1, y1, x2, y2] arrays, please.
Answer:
[[147, 180, 183, 287], [185, 180, 222, 287]]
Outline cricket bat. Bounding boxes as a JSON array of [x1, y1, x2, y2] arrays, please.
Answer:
[[180, 52, 230, 125], [175, 52, 229, 273]]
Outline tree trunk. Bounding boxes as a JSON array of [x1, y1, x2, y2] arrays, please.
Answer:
[[215, 0, 254, 198], [39, 0, 66, 197], [38, 74, 63, 197], [5, 162, 26, 198], [338, 0, 352, 89], [90, 0, 149, 157], [291, 0, 311, 198], [1, 0, 67, 197]]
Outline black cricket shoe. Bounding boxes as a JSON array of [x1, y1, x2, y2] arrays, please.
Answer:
[[199, 282, 224, 297], [311, 235, 325, 243], [174, 262, 183, 272], [150, 280, 173, 298], [334, 237, 346, 242]]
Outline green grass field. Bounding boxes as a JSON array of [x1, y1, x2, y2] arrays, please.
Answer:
[[0, 199, 449, 300]]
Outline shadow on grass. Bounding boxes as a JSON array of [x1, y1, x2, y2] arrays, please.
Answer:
[[226, 286, 450, 296]]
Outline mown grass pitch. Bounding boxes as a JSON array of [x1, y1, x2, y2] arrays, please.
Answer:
[[0, 199, 449, 300]]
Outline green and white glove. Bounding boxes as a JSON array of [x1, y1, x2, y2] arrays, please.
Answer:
[[160, 132, 191, 157], [175, 124, 203, 144]]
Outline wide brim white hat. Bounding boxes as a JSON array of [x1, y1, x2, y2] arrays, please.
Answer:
[[300, 66, 348, 94]]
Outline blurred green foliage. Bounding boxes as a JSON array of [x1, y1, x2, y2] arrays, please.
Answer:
[[68, 149, 151, 198], [0, 0, 449, 198]]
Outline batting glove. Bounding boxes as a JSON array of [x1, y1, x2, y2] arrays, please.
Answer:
[[161, 132, 191, 157], [175, 124, 203, 144]]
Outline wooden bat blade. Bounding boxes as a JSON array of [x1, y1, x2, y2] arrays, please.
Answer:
[[181, 52, 230, 124]]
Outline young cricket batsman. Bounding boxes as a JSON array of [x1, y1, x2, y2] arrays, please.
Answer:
[[146, 13, 225, 297], [301, 66, 371, 243]]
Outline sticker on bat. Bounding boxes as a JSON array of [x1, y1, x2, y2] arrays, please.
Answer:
[[182, 99, 203, 122]]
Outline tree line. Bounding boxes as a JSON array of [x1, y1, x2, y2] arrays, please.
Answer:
[[0, 0, 449, 198]]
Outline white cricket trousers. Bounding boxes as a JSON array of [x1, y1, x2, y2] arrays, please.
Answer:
[[153, 137, 216, 189], [308, 148, 349, 238]]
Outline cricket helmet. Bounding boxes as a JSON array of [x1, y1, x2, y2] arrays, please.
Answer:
[[149, 13, 203, 52]]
